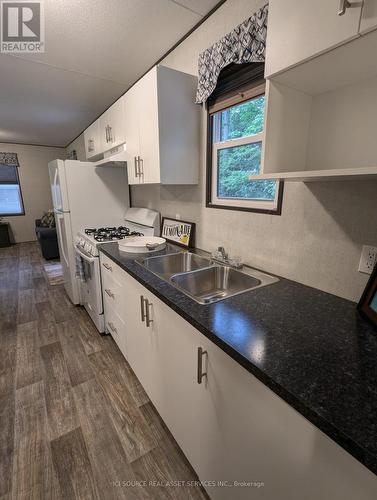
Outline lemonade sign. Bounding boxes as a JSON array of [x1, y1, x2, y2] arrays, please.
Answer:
[[161, 218, 195, 248]]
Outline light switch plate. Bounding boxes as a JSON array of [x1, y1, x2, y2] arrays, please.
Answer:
[[358, 245, 377, 274]]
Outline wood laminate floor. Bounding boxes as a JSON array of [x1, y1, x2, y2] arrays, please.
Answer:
[[0, 242, 208, 500]]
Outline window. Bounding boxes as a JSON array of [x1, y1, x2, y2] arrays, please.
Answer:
[[0, 163, 24, 216], [206, 63, 283, 214]]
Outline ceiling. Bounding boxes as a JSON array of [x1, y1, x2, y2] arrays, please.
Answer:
[[0, 0, 222, 147]]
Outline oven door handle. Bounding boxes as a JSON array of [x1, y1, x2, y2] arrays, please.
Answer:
[[75, 246, 97, 263]]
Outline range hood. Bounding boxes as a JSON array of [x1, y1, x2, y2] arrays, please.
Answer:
[[94, 143, 127, 167]]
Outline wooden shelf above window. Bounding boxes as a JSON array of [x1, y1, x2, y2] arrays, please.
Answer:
[[249, 166, 377, 182]]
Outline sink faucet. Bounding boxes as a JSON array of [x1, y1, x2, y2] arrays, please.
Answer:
[[212, 246, 243, 269], [218, 246, 228, 260]]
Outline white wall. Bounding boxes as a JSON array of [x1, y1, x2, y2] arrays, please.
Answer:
[[130, 0, 377, 302], [67, 0, 377, 302], [1, 143, 65, 243]]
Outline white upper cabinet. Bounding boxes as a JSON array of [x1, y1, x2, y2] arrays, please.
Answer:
[[360, 0, 377, 34], [258, 0, 377, 182], [85, 65, 199, 185], [124, 66, 200, 185], [83, 120, 101, 159], [265, 0, 363, 78], [98, 98, 126, 152]]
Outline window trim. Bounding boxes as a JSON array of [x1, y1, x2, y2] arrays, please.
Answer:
[[0, 167, 25, 217], [205, 69, 284, 215]]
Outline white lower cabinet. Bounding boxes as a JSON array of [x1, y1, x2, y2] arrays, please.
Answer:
[[105, 257, 377, 500]]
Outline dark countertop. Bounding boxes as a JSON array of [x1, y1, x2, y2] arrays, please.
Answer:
[[100, 242, 377, 476]]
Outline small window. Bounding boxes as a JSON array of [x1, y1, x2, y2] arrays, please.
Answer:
[[206, 63, 283, 214], [0, 164, 24, 216]]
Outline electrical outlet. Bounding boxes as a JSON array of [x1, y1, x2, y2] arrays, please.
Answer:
[[358, 245, 377, 274]]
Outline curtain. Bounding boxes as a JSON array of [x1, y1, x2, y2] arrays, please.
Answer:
[[195, 4, 268, 104], [0, 152, 19, 167], [0, 153, 19, 183]]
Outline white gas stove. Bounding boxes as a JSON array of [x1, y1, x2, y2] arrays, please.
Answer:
[[75, 208, 160, 332]]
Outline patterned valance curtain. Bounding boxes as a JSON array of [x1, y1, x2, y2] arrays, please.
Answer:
[[195, 3, 268, 104], [0, 152, 19, 167]]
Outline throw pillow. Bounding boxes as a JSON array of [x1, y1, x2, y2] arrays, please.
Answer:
[[40, 210, 56, 228]]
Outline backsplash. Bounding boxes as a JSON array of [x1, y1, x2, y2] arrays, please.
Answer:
[[131, 173, 377, 302]]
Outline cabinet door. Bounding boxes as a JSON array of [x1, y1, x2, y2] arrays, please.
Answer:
[[121, 271, 160, 397], [124, 84, 141, 185], [107, 98, 126, 149], [98, 110, 111, 152], [360, 0, 377, 34], [84, 121, 101, 159], [144, 295, 203, 441], [265, 0, 363, 78], [138, 67, 161, 184]]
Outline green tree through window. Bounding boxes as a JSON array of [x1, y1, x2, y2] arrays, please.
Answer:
[[213, 95, 277, 201]]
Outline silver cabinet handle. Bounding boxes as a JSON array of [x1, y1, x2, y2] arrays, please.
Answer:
[[105, 125, 108, 143], [145, 299, 153, 328], [108, 321, 117, 334], [102, 263, 112, 271], [140, 295, 152, 327], [109, 126, 113, 143], [338, 0, 358, 16], [140, 295, 146, 322], [105, 288, 114, 299], [197, 347, 207, 384], [137, 156, 143, 177], [134, 156, 138, 178], [88, 139, 94, 152]]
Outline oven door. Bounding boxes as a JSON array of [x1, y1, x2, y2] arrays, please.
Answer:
[[75, 245, 105, 332]]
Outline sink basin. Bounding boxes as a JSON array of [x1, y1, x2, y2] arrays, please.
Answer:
[[138, 250, 279, 304], [139, 251, 213, 280], [170, 265, 278, 304]]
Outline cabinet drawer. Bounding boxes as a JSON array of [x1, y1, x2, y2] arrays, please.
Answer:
[[103, 277, 126, 323], [104, 300, 127, 357], [100, 253, 125, 283]]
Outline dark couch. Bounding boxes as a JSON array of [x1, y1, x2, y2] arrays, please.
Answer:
[[35, 219, 60, 260]]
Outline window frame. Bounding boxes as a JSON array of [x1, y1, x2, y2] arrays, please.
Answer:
[[0, 166, 25, 217], [205, 68, 284, 215]]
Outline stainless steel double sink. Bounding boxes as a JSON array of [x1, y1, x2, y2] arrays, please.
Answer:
[[137, 251, 279, 304]]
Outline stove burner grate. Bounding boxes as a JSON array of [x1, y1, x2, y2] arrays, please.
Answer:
[[85, 226, 144, 242]]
